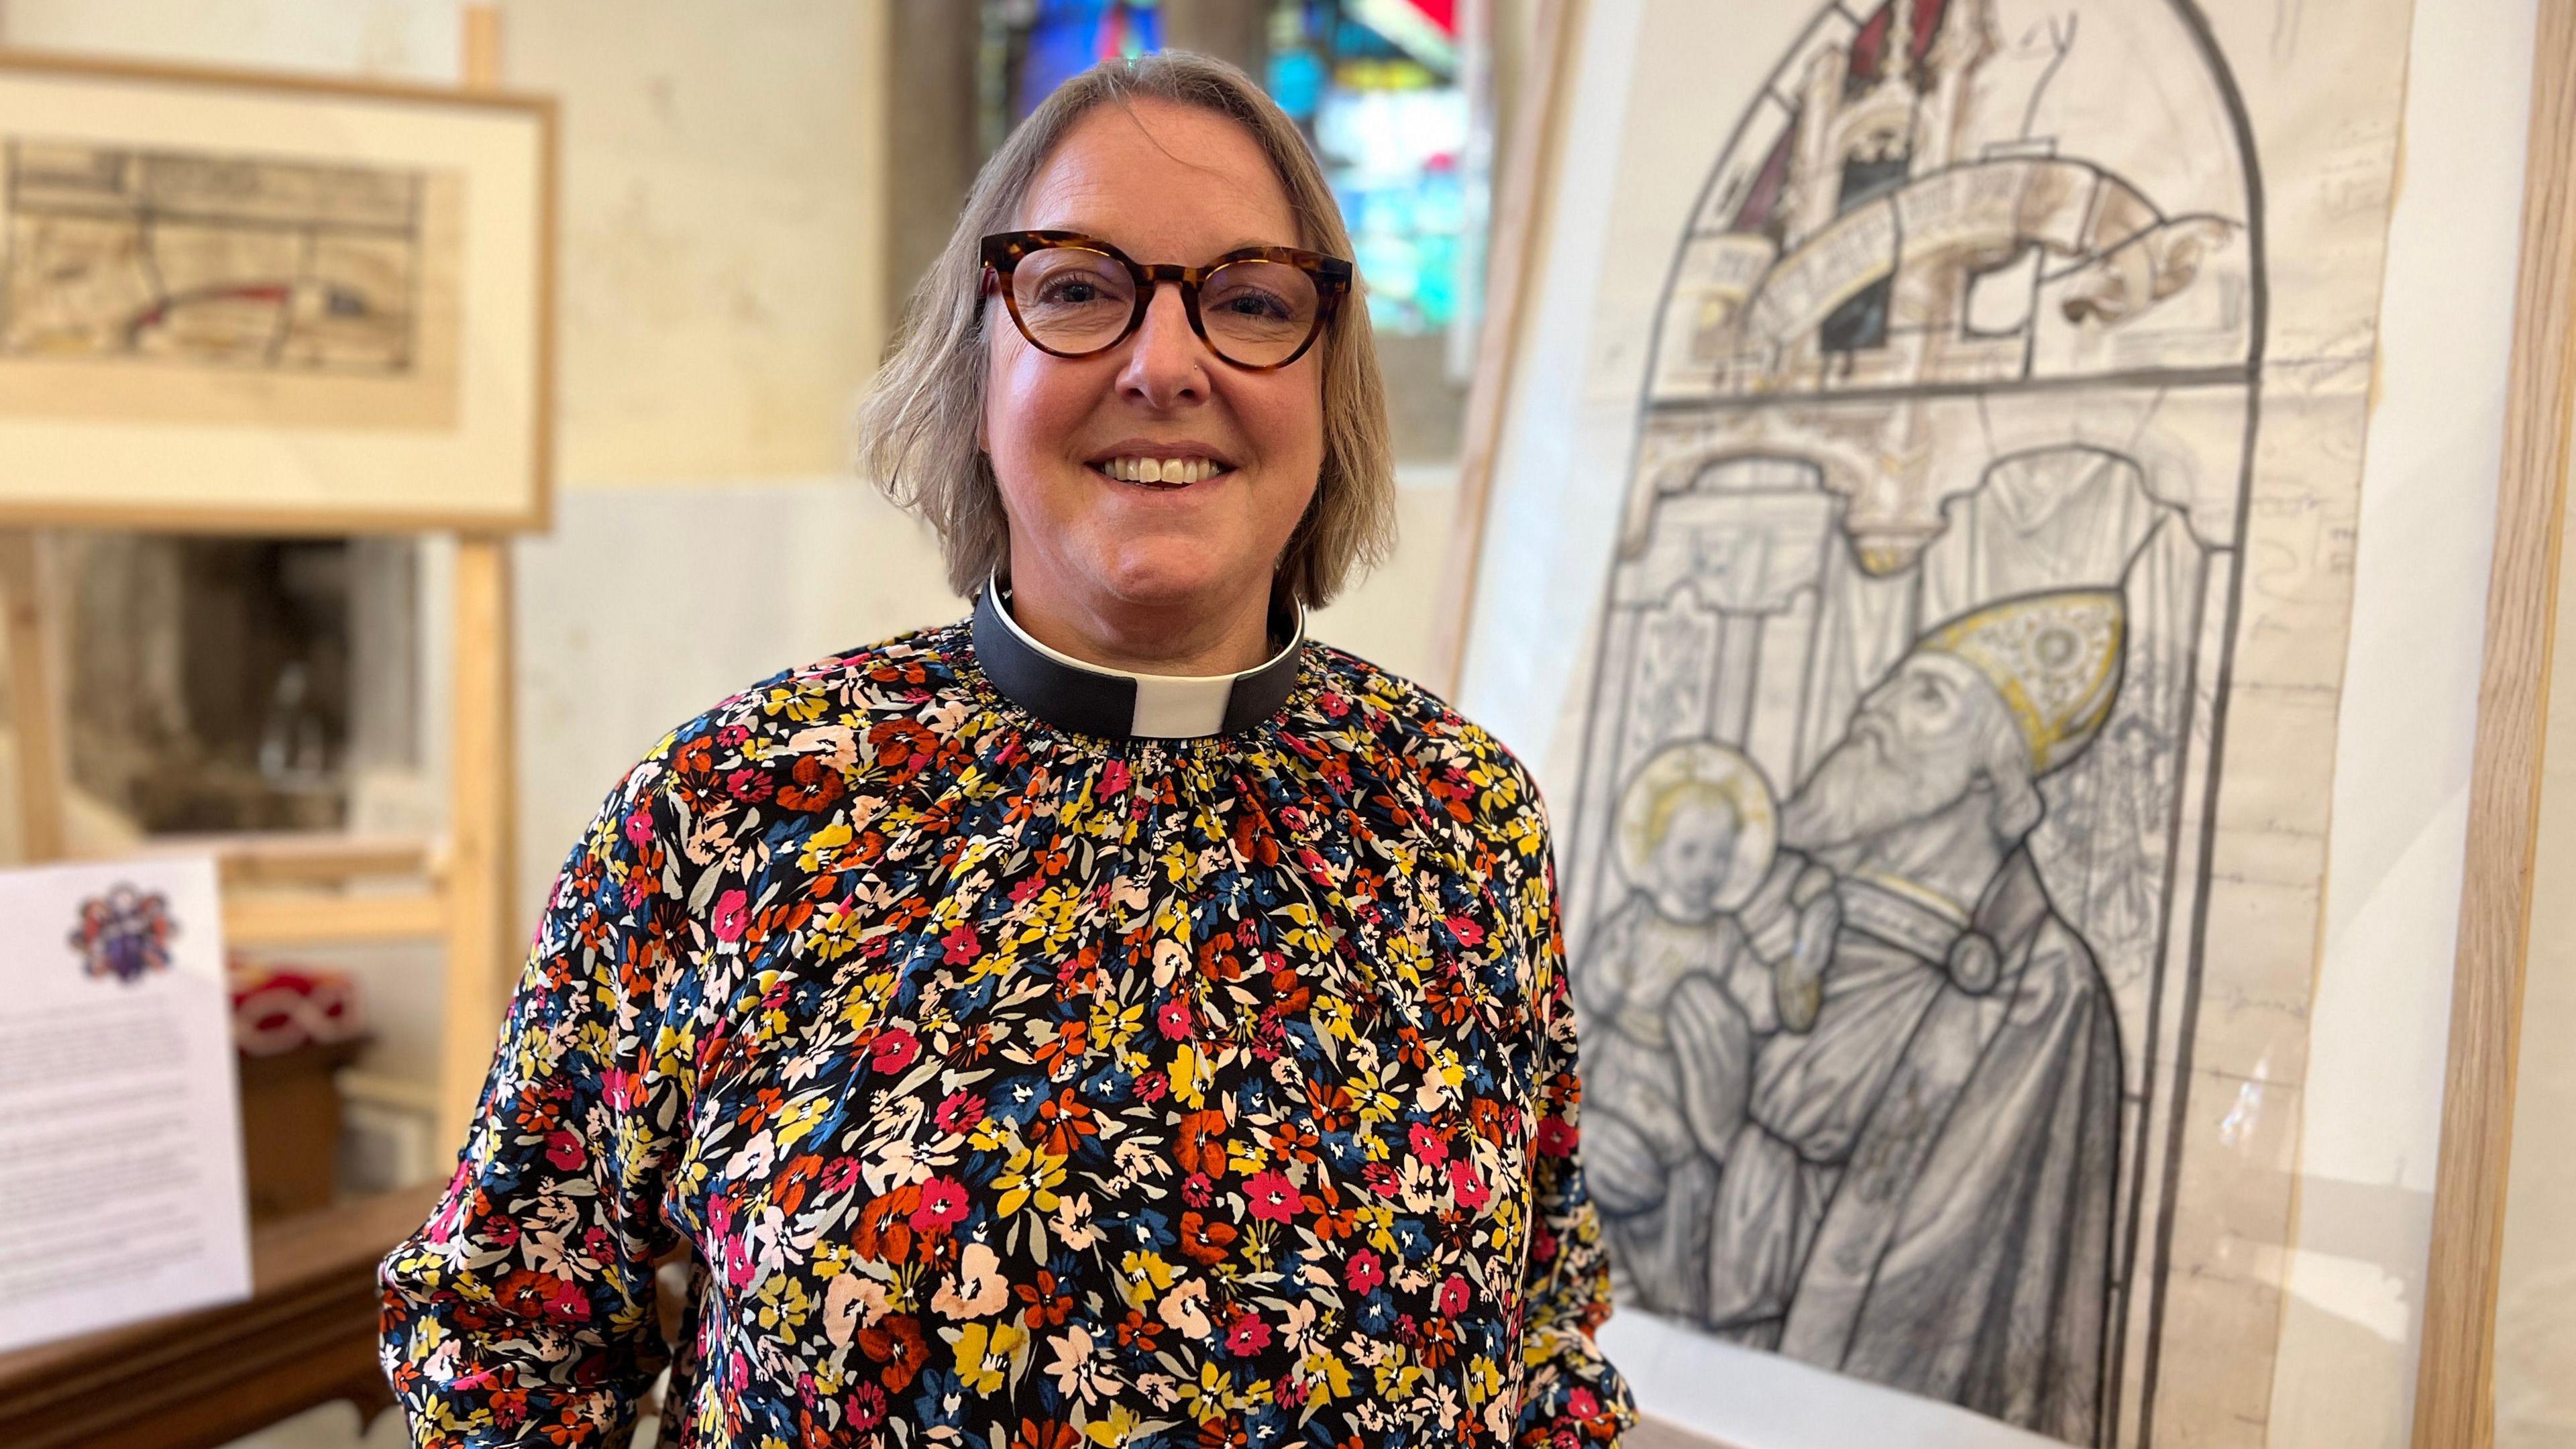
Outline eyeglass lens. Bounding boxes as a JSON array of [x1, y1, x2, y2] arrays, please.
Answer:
[[1010, 246, 1322, 367]]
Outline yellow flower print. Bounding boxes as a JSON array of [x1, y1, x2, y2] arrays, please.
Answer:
[[1175, 1358, 1237, 1426], [1114, 1249, 1176, 1311], [1301, 1350, 1352, 1401], [794, 818, 854, 873], [953, 1320, 1026, 1394], [1082, 1404, 1142, 1446], [759, 682, 830, 723], [1089, 996, 1145, 1051], [994, 1141, 1067, 1217]]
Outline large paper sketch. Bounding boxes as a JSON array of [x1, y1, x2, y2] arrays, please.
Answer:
[[0, 123, 463, 437], [1542, 0, 2412, 1442], [2, 140, 428, 373]]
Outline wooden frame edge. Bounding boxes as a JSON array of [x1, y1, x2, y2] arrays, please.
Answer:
[[1427, 0, 1583, 700], [0, 44, 553, 115], [2412, 1, 2576, 1443]]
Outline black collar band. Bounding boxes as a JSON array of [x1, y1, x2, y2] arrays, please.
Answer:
[[971, 575, 1305, 740]]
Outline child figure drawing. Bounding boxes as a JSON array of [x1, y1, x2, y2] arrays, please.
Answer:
[[1574, 739, 1837, 1320]]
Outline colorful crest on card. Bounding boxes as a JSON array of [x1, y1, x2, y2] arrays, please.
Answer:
[[69, 883, 177, 985]]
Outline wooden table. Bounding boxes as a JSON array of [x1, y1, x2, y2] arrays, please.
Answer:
[[0, 1183, 439, 1449]]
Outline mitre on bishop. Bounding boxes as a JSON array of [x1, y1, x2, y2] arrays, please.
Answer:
[[1917, 588, 2127, 776]]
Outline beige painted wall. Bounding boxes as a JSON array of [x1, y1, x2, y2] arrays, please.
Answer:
[[499, 0, 890, 484], [1, 0, 461, 79]]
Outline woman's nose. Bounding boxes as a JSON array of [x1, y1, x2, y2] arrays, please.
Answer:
[[1116, 283, 1211, 408]]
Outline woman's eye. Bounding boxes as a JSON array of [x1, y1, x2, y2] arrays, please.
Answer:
[[1037, 280, 1105, 305], [1211, 288, 1292, 319]]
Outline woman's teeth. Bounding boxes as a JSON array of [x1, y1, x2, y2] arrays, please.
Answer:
[[1102, 457, 1223, 484]]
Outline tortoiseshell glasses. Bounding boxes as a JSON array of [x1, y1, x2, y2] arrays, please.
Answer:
[[981, 230, 1352, 371]]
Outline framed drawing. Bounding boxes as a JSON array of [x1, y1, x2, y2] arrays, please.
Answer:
[[0, 50, 554, 535], [1443, 0, 2426, 1442]]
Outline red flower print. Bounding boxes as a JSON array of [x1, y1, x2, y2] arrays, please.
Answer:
[[1408, 1122, 1448, 1165], [1535, 1117, 1577, 1157], [910, 1175, 968, 1232], [486, 1386, 530, 1429], [1099, 759, 1130, 796], [1157, 998, 1195, 1040], [713, 890, 750, 944], [822, 1158, 863, 1193], [1182, 1171, 1215, 1208], [870, 1028, 920, 1075], [1450, 1161, 1491, 1210], [846, 1381, 886, 1431], [496, 1269, 588, 1324], [1115, 1307, 1164, 1352], [1567, 1387, 1601, 1421], [1034, 1091, 1097, 1157], [868, 718, 938, 785], [942, 922, 981, 965], [672, 737, 714, 777], [1177, 1210, 1238, 1266], [1014, 1269, 1073, 1328], [543, 1129, 585, 1172], [1012, 1417, 1081, 1449], [851, 1193, 916, 1267], [1244, 1169, 1300, 1224], [1175, 1110, 1230, 1177], [1345, 1249, 1383, 1294], [623, 808, 654, 849], [1032, 1019, 1091, 1077], [1438, 1275, 1470, 1316], [1224, 1310, 1271, 1356], [724, 767, 775, 803], [934, 1089, 983, 1133], [859, 1313, 928, 1391], [777, 753, 845, 812]]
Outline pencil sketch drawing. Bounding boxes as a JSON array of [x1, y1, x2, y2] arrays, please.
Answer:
[[1, 140, 426, 373], [1562, 0, 2279, 1440]]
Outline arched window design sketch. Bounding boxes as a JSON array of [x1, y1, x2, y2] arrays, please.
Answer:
[[1559, 1, 2264, 1442]]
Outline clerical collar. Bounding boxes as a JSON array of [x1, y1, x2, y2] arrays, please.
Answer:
[[971, 574, 1305, 740]]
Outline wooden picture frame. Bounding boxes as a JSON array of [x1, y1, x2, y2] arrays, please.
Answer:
[[2413, 1, 2576, 1443], [0, 49, 555, 535]]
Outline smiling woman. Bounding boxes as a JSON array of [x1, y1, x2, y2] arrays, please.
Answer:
[[378, 51, 1638, 1449]]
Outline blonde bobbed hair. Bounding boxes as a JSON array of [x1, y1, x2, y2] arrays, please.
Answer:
[[856, 51, 1396, 609]]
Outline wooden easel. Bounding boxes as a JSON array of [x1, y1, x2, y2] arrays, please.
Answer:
[[1, 5, 533, 1157]]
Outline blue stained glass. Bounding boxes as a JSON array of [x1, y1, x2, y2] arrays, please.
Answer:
[[1016, 0, 1165, 121]]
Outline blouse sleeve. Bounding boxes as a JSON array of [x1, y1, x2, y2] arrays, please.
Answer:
[[1513, 847, 1642, 1448], [379, 755, 702, 1448]]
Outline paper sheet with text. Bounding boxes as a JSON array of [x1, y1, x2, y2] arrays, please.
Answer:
[[0, 857, 250, 1354]]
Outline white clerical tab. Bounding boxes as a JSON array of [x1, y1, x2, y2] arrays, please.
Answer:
[[973, 572, 1304, 740]]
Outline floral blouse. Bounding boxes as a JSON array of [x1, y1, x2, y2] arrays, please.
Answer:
[[378, 613, 1635, 1449]]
